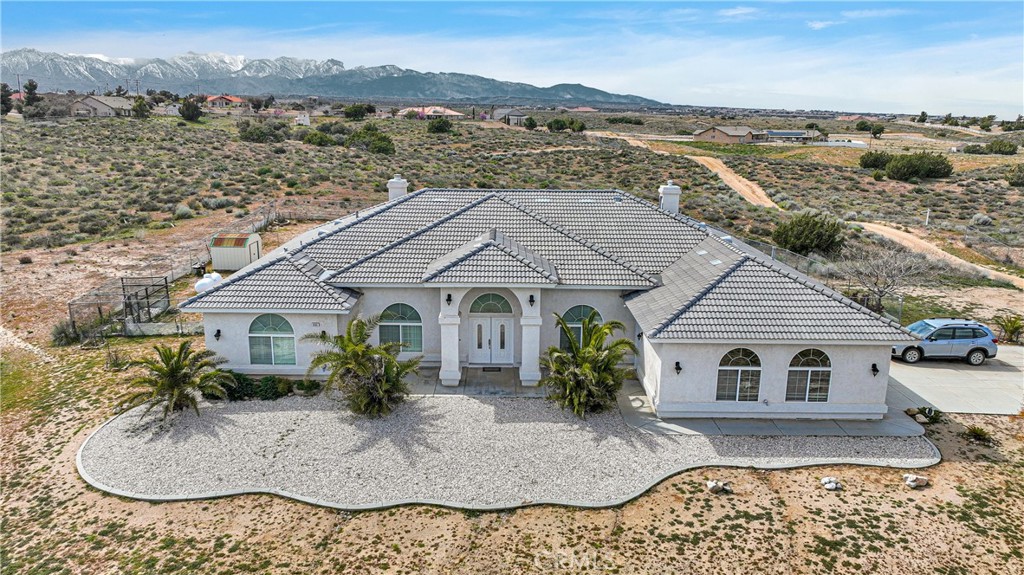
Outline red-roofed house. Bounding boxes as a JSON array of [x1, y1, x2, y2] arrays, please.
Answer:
[[207, 95, 246, 108]]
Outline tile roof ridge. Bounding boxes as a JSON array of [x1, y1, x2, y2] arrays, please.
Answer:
[[494, 193, 656, 284], [488, 230, 560, 282], [420, 236, 495, 282], [421, 228, 559, 283], [744, 254, 912, 333], [297, 187, 435, 252], [179, 254, 289, 308], [325, 192, 500, 281], [285, 249, 356, 308], [650, 256, 749, 338]]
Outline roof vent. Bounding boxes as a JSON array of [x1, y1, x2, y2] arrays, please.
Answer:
[[430, 197, 450, 202], [710, 259, 723, 266], [721, 235, 733, 244], [535, 197, 550, 203], [579, 197, 596, 203], [317, 230, 327, 237], [696, 249, 708, 256], [697, 223, 708, 232]]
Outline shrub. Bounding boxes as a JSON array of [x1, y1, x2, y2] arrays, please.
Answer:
[[17, 255, 32, 264], [546, 118, 586, 132], [1007, 164, 1024, 187], [970, 213, 993, 226], [426, 117, 453, 133], [985, 140, 1018, 155], [295, 379, 323, 395], [962, 425, 995, 445], [523, 116, 537, 130], [213, 371, 256, 401], [51, 319, 78, 346], [255, 376, 293, 400], [240, 124, 285, 143], [606, 116, 644, 125], [963, 144, 987, 154], [885, 152, 953, 181], [302, 130, 336, 146], [992, 314, 1023, 342], [173, 204, 194, 220], [859, 150, 892, 169], [871, 170, 885, 181], [179, 99, 202, 122], [772, 210, 846, 256], [344, 125, 395, 155]]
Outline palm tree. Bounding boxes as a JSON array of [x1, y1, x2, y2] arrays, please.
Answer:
[[542, 310, 637, 418], [304, 315, 421, 417], [118, 341, 234, 421]]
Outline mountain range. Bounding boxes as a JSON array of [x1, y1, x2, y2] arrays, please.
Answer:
[[0, 48, 664, 106]]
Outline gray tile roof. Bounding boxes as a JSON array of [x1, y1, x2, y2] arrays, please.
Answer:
[[627, 239, 915, 342], [180, 251, 359, 312], [695, 126, 767, 137], [422, 229, 559, 284]]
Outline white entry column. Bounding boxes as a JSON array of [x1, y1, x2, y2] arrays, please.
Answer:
[[514, 289, 542, 386], [439, 288, 468, 387]]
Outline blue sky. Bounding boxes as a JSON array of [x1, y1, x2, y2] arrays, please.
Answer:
[[2, 1, 1022, 117]]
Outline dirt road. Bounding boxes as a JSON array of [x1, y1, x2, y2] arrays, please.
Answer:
[[856, 222, 1024, 289], [685, 156, 781, 210]]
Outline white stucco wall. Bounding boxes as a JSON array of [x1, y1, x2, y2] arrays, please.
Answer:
[[646, 342, 892, 419], [346, 287, 442, 364], [538, 289, 637, 355], [202, 312, 342, 377]]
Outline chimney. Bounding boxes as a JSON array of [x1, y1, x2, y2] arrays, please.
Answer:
[[387, 174, 409, 201], [658, 179, 681, 214]]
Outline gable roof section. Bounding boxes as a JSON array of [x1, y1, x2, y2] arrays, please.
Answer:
[[628, 239, 915, 342], [180, 251, 359, 312], [80, 95, 134, 110], [422, 228, 559, 284]]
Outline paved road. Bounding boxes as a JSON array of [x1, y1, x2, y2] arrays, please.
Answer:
[[887, 344, 1024, 415]]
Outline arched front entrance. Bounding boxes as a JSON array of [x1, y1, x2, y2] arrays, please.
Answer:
[[467, 293, 514, 364]]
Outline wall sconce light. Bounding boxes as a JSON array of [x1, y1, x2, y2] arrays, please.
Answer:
[[528, 294, 536, 307], [674, 361, 682, 374], [637, 332, 643, 340], [214, 329, 222, 341], [321, 330, 327, 338], [871, 363, 879, 377], [446, 293, 453, 306]]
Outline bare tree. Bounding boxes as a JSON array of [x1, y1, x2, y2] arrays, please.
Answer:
[[841, 244, 934, 302]]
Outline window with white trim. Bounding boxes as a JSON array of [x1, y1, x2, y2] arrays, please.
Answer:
[[716, 348, 761, 401], [380, 303, 423, 352], [560, 305, 602, 350], [786, 349, 832, 402], [249, 314, 296, 365]]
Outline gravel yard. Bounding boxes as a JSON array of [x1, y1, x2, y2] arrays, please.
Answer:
[[79, 395, 940, 510]]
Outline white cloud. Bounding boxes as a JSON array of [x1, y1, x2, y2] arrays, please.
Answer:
[[807, 21, 839, 30], [716, 6, 759, 19], [840, 8, 912, 19]]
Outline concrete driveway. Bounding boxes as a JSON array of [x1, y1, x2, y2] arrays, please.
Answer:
[[887, 344, 1024, 415]]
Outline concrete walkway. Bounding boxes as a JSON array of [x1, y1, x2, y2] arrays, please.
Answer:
[[617, 382, 925, 437]]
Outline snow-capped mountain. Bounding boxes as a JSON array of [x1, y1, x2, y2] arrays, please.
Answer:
[[0, 48, 663, 106]]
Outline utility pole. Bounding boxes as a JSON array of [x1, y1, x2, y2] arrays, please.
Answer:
[[135, 79, 141, 97], [16, 73, 22, 92]]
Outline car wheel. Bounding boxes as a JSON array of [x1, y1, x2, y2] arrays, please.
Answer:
[[966, 349, 987, 366], [902, 348, 922, 364]]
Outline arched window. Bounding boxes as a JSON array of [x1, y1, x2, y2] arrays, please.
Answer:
[[560, 305, 603, 350], [469, 293, 513, 314], [786, 349, 832, 402], [380, 303, 423, 352], [249, 314, 296, 365], [716, 348, 761, 401]]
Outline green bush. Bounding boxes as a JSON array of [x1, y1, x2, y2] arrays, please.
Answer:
[[992, 314, 1023, 342], [963, 144, 987, 154], [885, 152, 953, 181], [344, 124, 395, 155], [859, 150, 893, 169], [772, 210, 846, 256], [985, 140, 1018, 155], [51, 319, 78, 347], [215, 371, 255, 401], [295, 379, 323, 395], [962, 425, 994, 445], [302, 131, 336, 146], [523, 116, 537, 130], [426, 117, 453, 134], [546, 118, 586, 132], [1006, 164, 1024, 187], [606, 116, 643, 125], [255, 376, 293, 400]]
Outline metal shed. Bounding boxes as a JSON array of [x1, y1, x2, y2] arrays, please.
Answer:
[[209, 232, 262, 271]]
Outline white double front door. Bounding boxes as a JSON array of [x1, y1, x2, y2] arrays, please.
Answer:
[[468, 316, 514, 364]]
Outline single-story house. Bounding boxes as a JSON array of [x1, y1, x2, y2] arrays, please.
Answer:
[[492, 108, 528, 126], [765, 129, 825, 143], [70, 95, 134, 117], [161, 103, 182, 116], [207, 95, 246, 108], [693, 126, 768, 144], [399, 106, 466, 120], [181, 177, 915, 420]]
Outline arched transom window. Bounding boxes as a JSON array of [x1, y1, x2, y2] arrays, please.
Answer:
[[469, 293, 513, 314], [380, 303, 423, 352], [560, 305, 603, 350], [249, 314, 296, 365], [716, 348, 761, 402], [786, 349, 832, 402]]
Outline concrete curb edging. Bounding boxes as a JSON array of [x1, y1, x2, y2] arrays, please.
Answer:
[[75, 411, 942, 512]]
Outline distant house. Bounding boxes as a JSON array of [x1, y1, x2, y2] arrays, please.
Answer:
[[693, 126, 768, 144], [70, 95, 134, 117], [765, 129, 824, 143], [10, 92, 23, 101], [398, 106, 466, 120], [161, 103, 182, 116], [492, 108, 528, 127], [294, 112, 310, 126], [207, 95, 246, 108]]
